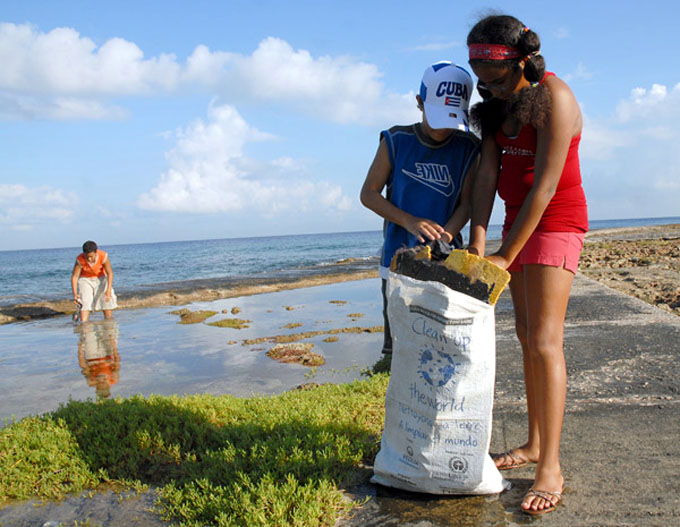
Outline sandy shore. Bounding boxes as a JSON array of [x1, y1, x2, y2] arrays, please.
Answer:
[[2, 223, 678, 325]]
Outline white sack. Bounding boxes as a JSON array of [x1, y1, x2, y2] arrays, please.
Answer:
[[371, 272, 507, 494]]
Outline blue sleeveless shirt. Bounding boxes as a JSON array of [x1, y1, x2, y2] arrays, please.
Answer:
[[380, 124, 479, 275]]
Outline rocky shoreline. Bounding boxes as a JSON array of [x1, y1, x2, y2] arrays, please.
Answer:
[[580, 223, 680, 316], [2, 224, 678, 325]]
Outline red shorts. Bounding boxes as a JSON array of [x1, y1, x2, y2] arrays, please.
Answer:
[[503, 230, 586, 273]]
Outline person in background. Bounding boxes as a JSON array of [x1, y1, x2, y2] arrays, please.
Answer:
[[360, 61, 480, 355], [71, 240, 117, 323], [466, 14, 588, 515]]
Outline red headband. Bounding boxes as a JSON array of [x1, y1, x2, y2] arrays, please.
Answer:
[[469, 44, 522, 61]]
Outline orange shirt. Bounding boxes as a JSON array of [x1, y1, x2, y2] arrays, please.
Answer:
[[77, 250, 108, 278]]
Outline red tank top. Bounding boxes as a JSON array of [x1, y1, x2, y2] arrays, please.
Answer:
[[495, 73, 588, 233]]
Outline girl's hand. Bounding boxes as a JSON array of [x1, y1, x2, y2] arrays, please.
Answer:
[[466, 243, 484, 257], [405, 217, 445, 243], [485, 253, 511, 270], [440, 231, 454, 244], [105, 291, 112, 302]]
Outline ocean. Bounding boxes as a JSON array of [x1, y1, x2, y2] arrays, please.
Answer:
[[1, 216, 678, 307]]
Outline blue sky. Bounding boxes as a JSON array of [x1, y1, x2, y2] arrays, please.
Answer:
[[1, 0, 679, 250]]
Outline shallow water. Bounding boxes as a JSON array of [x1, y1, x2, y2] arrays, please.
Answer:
[[0, 279, 385, 424]]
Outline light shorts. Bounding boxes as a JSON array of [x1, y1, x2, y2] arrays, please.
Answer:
[[504, 230, 586, 274], [78, 276, 118, 312]]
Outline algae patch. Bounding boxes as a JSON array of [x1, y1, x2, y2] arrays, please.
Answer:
[[242, 326, 383, 346], [266, 343, 326, 367], [208, 318, 251, 329], [169, 309, 218, 324]]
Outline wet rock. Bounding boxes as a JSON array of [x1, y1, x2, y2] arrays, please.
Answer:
[[266, 343, 326, 367], [169, 309, 218, 324]]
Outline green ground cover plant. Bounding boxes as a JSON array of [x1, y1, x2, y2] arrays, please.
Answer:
[[0, 374, 389, 527]]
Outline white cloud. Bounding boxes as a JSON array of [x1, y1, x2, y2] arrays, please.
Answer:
[[196, 37, 418, 125], [580, 82, 680, 219], [562, 62, 593, 83], [555, 27, 570, 39], [615, 82, 680, 122], [0, 184, 78, 229], [0, 23, 418, 125], [0, 23, 179, 95], [579, 113, 630, 161], [137, 103, 352, 214]]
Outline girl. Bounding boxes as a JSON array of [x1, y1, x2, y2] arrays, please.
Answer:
[[466, 15, 588, 515]]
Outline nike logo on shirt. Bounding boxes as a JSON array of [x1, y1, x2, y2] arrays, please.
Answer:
[[402, 163, 454, 197]]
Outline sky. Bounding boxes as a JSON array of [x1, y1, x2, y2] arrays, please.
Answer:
[[1, 0, 679, 251]]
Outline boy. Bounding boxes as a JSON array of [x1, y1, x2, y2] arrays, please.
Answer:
[[360, 61, 479, 354], [71, 240, 118, 323]]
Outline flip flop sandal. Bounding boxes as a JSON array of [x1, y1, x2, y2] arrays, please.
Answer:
[[493, 450, 530, 471], [522, 488, 563, 515]]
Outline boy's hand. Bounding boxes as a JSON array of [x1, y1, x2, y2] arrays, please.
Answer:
[[405, 217, 445, 243]]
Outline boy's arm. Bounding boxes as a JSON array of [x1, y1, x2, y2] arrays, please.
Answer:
[[103, 258, 114, 301], [360, 139, 445, 243], [442, 154, 480, 243], [468, 135, 501, 256], [71, 262, 81, 303]]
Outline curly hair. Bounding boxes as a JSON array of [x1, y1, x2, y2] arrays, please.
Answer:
[[467, 14, 545, 83], [467, 14, 552, 136]]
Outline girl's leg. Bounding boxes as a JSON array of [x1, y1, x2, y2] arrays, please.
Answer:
[[103, 310, 113, 319], [520, 263, 574, 512], [494, 271, 540, 469], [80, 310, 91, 323]]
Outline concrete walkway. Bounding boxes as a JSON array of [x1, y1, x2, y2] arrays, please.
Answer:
[[341, 274, 680, 526]]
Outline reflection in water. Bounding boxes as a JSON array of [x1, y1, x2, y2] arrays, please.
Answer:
[[76, 319, 120, 400]]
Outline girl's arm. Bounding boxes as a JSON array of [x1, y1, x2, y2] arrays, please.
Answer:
[[442, 154, 480, 242], [488, 77, 581, 268], [468, 135, 502, 256], [360, 138, 446, 243]]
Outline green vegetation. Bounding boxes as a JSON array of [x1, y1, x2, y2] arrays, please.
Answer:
[[169, 309, 219, 324], [0, 375, 389, 526], [207, 318, 252, 329]]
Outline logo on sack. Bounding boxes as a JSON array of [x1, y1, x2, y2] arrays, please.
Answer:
[[400, 446, 419, 468], [418, 347, 462, 388], [448, 456, 469, 474]]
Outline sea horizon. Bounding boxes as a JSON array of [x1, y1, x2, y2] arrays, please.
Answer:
[[1, 215, 678, 307], [2, 214, 680, 254]]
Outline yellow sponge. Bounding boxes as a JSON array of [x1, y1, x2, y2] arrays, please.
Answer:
[[414, 245, 432, 261], [443, 250, 511, 305]]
